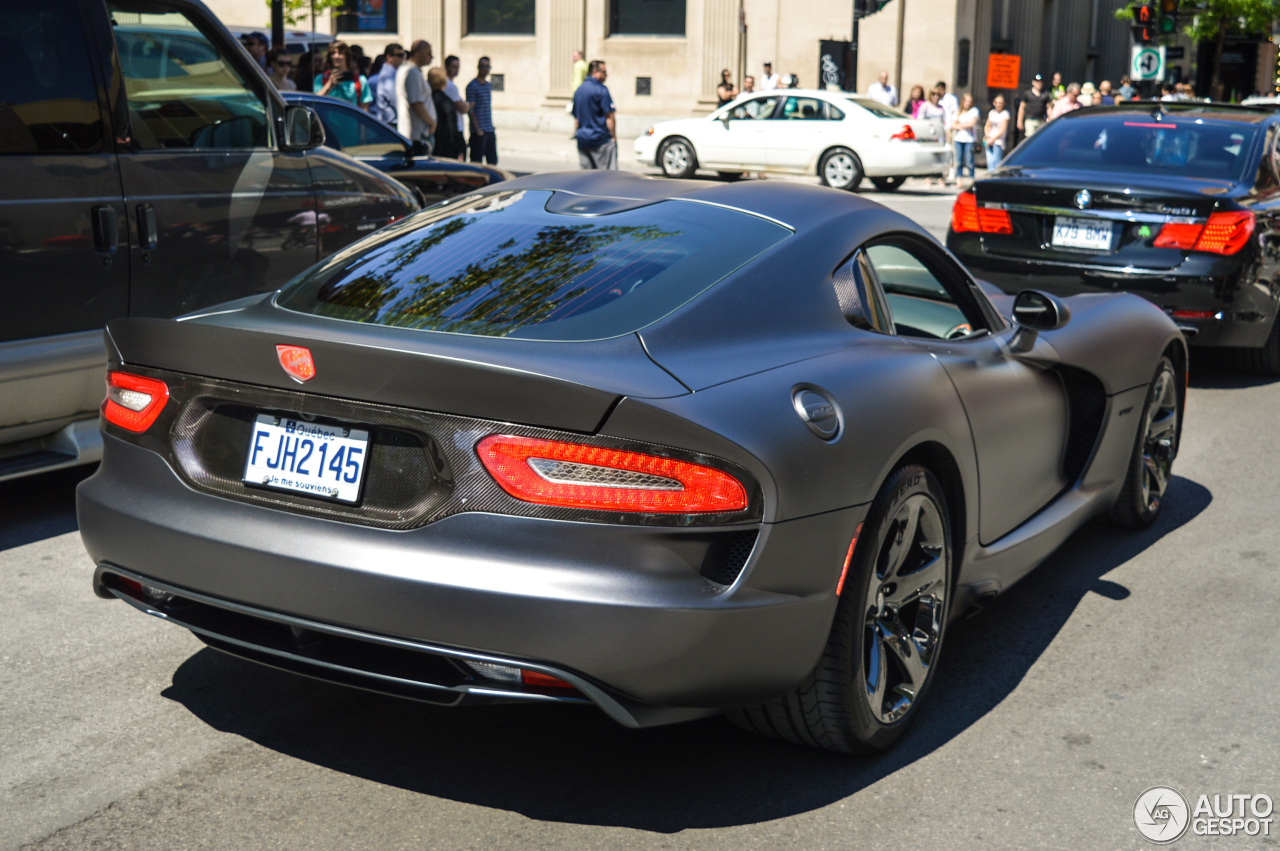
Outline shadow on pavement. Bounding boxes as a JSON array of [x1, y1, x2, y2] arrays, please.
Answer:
[[162, 475, 1210, 832], [0, 465, 95, 552]]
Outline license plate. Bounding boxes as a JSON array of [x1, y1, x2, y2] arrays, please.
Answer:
[[1052, 216, 1112, 251], [243, 414, 370, 503]]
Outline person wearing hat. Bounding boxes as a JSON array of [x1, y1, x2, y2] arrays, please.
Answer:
[[760, 62, 780, 91], [243, 32, 269, 71], [1080, 81, 1097, 106], [1017, 73, 1051, 138]]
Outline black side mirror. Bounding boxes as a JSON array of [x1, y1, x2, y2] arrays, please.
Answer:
[[1010, 289, 1070, 354], [1013, 289, 1070, 330], [282, 105, 325, 151]]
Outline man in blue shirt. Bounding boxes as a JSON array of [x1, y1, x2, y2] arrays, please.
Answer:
[[370, 43, 405, 126], [572, 60, 617, 170], [466, 57, 497, 164]]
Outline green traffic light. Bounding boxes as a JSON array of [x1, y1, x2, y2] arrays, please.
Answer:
[[1158, 16, 1177, 33]]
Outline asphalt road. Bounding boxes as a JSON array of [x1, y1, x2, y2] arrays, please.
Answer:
[[3, 179, 1278, 851]]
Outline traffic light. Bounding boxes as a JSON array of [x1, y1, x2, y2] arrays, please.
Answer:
[[1131, 3, 1154, 43], [1157, 0, 1179, 35]]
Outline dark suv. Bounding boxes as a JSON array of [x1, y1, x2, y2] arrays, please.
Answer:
[[0, 0, 418, 481]]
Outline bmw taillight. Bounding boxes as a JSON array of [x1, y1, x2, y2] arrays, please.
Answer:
[[950, 190, 1012, 235], [1154, 210, 1255, 255], [889, 124, 916, 141], [103, 371, 169, 433], [477, 435, 748, 514]]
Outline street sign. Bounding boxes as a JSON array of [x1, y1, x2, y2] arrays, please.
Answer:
[[1131, 45, 1166, 81], [986, 54, 1021, 89]]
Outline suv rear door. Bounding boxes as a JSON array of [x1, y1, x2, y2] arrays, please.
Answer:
[[0, 0, 128, 441]]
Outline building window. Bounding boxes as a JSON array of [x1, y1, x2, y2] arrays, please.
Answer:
[[467, 0, 535, 35], [610, 0, 686, 36], [636, 76, 651, 95], [335, 0, 399, 34]]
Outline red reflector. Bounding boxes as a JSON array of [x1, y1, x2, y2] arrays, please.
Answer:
[[950, 190, 1011, 235], [950, 190, 980, 233], [1170, 310, 1218, 319], [476, 435, 749, 514], [1153, 222, 1202, 250], [103, 372, 169, 433], [835, 523, 862, 597], [276, 345, 316, 383], [1194, 210, 1254, 255], [889, 124, 916, 141], [521, 670, 575, 689]]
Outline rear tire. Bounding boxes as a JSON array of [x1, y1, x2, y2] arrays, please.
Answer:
[[870, 176, 905, 192], [1235, 317, 1280, 376], [819, 148, 864, 192], [1107, 357, 1179, 528], [729, 464, 951, 754], [659, 137, 698, 179]]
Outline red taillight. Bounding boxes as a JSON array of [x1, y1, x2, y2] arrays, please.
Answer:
[[520, 670, 575, 689], [1153, 222, 1201, 250], [476, 435, 748, 514], [1154, 211, 1254, 255], [1170, 310, 1218, 319], [1195, 210, 1254, 255], [889, 124, 916, 141], [950, 190, 1012, 235], [103, 372, 169, 433]]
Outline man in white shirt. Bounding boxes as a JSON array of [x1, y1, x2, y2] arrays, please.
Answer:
[[936, 80, 958, 179], [443, 54, 470, 139], [867, 70, 898, 107], [760, 62, 780, 91], [396, 40, 436, 154]]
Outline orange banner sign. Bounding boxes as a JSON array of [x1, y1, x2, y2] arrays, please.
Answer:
[[986, 54, 1021, 90]]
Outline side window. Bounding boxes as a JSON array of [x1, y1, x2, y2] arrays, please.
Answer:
[[864, 242, 987, 340], [314, 103, 405, 156], [0, 0, 104, 154], [727, 96, 778, 120], [828, 104, 845, 121], [776, 97, 828, 121], [1259, 124, 1280, 194], [108, 1, 269, 150]]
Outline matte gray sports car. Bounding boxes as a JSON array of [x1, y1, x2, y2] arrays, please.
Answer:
[[78, 171, 1186, 754]]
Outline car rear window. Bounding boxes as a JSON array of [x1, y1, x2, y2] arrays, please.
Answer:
[[276, 190, 791, 341], [1004, 114, 1261, 181], [847, 98, 908, 119]]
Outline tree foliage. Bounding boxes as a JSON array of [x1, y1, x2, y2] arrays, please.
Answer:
[[265, 0, 346, 29]]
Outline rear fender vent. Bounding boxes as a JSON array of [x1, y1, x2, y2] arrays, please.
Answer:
[[1058, 365, 1107, 483], [700, 530, 759, 586]]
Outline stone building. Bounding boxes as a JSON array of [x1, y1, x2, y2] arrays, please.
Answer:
[[205, 0, 1267, 120]]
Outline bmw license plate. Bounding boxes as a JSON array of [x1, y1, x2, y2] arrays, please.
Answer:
[[1052, 216, 1112, 251], [243, 414, 370, 503]]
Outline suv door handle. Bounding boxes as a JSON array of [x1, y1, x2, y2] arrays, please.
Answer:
[[136, 203, 157, 250], [91, 205, 117, 253]]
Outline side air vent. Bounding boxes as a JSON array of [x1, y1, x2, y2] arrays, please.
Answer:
[[701, 530, 759, 586]]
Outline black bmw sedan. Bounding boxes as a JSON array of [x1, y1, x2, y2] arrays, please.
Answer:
[[947, 103, 1280, 374]]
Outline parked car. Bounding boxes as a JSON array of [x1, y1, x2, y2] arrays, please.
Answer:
[[635, 89, 948, 190], [0, 0, 418, 483], [285, 91, 509, 206], [80, 171, 1185, 755], [947, 103, 1280, 374], [225, 24, 333, 57]]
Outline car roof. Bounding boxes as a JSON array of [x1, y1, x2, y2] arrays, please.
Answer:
[[1056, 101, 1275, 124], [472, 170, 920, 236]]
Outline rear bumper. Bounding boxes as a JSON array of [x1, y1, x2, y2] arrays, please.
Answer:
[[948, 241, 1276, 349], [78, 437, 860, 724], [861, 143, 950, 177]]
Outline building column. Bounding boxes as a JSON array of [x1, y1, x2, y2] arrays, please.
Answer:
[[701, 0, 739, 100], [409, 0, 443, 55], [547, 0, 586, 97]]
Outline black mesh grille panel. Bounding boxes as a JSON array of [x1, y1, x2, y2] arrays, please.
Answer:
[[108, 368, 763, 530], [700, 530, 758, 586], [1059, 366, 1107, 484]]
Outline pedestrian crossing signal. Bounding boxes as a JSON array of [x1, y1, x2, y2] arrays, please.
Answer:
[[1131, 3, 1155, 43]]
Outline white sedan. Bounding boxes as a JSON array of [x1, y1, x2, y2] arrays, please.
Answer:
[[635, 89, 949, 191]]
